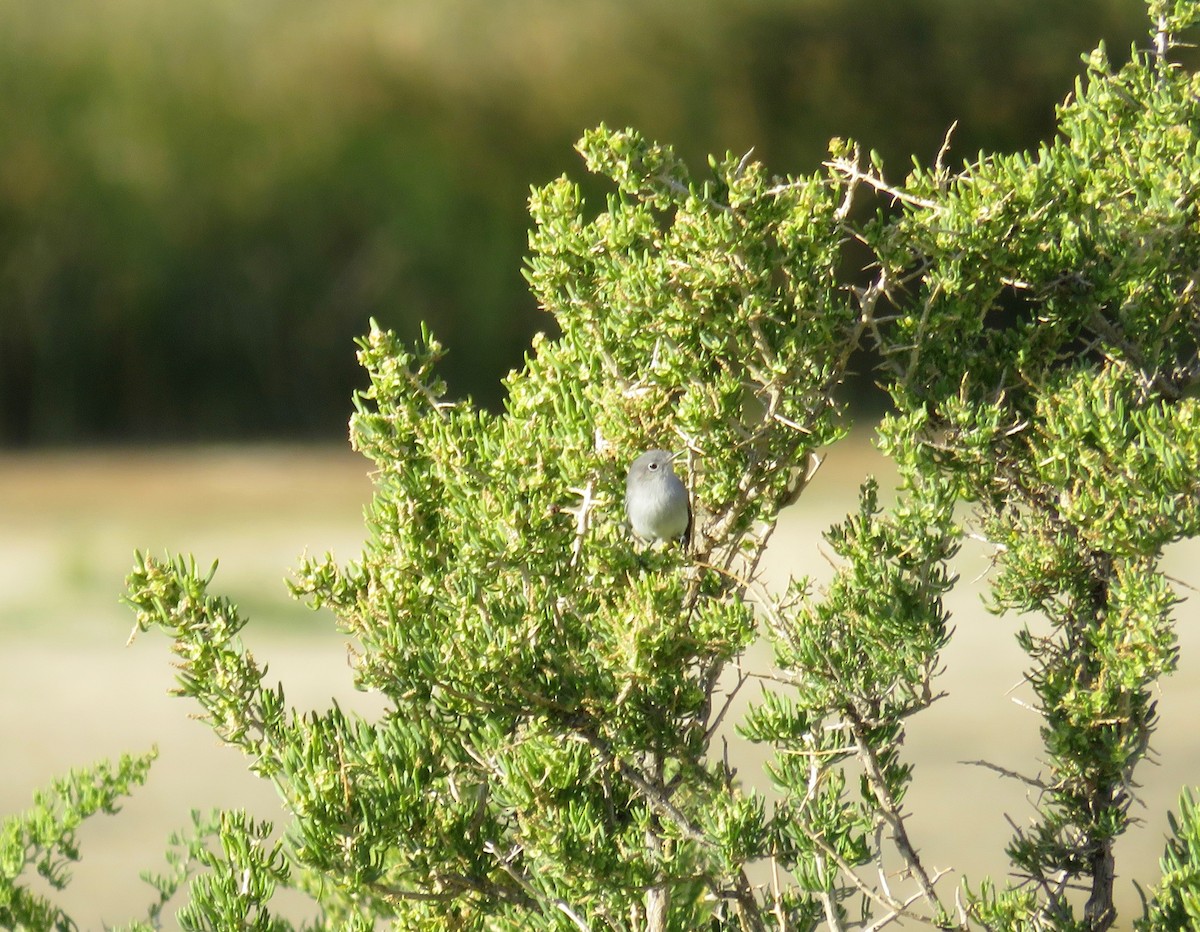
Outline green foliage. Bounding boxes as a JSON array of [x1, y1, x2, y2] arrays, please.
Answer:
[[0, 751, 155, 931], [845, 9, 1200, 926], [172, 811, 294, 932], [1149, 0, 1200, 35], [131, 810, 226, 932], [11, 0, 1200, 928], [126, 120, 859, 928], [741, 472, 959, 925], [1138, 788, 1200, 930]]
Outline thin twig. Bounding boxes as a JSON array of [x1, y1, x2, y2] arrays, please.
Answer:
[[825, 157, 941, 210], [813, 851, 845, 932], [846, 711, 943, 911], [934, 121, 959, 177], [579, 732, 710, 846], [960, 758, 1050, 791], [564, 480, 600, 568], [865, 871, 956, 932], [704, 663, 750, 743]]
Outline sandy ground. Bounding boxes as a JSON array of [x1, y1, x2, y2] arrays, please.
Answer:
[[1, 443, 1197, 930]]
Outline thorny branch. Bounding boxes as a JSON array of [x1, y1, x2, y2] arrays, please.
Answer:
[[844, 709, 944, 913], [824, 151, 941, 211], [961, 758, 1051, 792]]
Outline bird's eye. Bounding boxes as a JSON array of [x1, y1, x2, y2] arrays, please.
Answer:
[[648, 462, 658, 470]]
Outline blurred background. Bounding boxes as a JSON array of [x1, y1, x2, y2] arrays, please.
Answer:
[[0, 0, 1161, 443], [2, 1, 1198, 929]]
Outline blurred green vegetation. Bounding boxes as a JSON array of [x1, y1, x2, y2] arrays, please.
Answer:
[[0, 0, 1152, 442]]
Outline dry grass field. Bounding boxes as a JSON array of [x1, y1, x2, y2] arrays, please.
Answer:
[[1, 441, 1197, 929]]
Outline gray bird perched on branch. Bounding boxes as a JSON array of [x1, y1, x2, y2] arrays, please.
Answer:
[[625, 449, 692, 549]]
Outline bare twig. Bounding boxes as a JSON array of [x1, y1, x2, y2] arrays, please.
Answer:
[[564, 480, 600, 568], [865, 871, 956, 932], [934, 121, 959, 178], [960, 758, 1050, 791], [704, 663, 751, 743], [1154, 14, 1170, 61], [770, 857, 787, 932], [825, 156, 941, 211], [813, 849, 845, 932], [846, 711, 943, 911]]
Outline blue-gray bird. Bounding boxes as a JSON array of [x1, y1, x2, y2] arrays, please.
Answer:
[[625, 449, 692, 548]]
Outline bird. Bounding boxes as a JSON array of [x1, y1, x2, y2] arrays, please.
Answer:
[[625, 449, 692, 549]]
